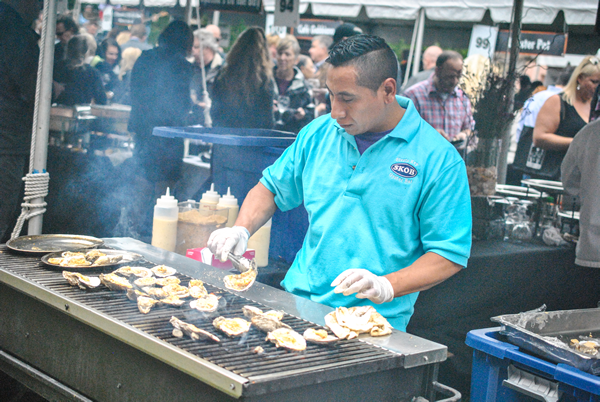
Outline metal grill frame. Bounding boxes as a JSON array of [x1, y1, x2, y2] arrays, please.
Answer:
[[0, 237, 448, 400]]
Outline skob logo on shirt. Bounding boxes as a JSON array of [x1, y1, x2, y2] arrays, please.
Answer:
[[390, 163, 418, 178]]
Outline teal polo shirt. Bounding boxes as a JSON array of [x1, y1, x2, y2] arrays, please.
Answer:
[[260, 96, 472, 331]]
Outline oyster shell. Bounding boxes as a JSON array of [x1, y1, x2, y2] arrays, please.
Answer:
[[223, 268, 257, 292], [242, 305, 264, 319], [190, 294, 220, 312], [188, 279, 204, 287], [141, 287, 168, 299], [324, 307, 393, 339], [137, 296, 160, 314], [251, 314, 290, 333], [266, 328, 306, 351], [160, 295, 186, 307], [62, 271, 101, 290], [126, 288, 148, 301], [62, 251, 85, 258], [85, 250, 106, 263], [114, 266, 153, 278], [48, 257, 63, 265], [263, 310, 284, 320], [189, 285, 208, 299], [162, 284, 189, 298], [303, 328, 339, 345], [170, 316, 220, 342], [155, 276, 180, 287], [94, 254, 122, 265], [61, 256, 91, 267], [151, 265, 177, 277], [99, 273, 132, 291], [134, 276, 157, 288], [213, 316, 251, 337]]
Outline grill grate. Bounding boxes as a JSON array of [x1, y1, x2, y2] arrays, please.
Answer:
[[0, 247, 403, 383]]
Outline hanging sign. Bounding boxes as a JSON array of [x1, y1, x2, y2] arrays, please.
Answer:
[[199, 0, 262, 13], [467, 25, 499, 59], [113, 9, 142, 26], [295, 19, 339, 40], [496, 30, 568, 57], [274, 0, 299, 28]]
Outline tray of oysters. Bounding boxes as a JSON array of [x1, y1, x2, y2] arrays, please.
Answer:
[[41, 249, 142, 270]]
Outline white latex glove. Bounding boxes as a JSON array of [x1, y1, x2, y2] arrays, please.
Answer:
[[331, 268, 395, 304], [207, 226, 250, 262]]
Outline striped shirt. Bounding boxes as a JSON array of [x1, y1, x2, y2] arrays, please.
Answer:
[[403, 77, 473, 140]]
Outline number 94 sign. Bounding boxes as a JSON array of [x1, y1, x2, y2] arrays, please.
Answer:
[[468, 25, 499, 58], [274, 0, 300, 28]]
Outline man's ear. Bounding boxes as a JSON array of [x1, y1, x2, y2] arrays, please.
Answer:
[[381, 78, 397, 101]]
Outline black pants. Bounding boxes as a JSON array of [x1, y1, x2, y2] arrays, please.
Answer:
[[0, 154, 29, 242]]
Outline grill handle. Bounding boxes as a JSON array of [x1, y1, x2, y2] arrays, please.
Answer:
[[432, 381, 462, 402]]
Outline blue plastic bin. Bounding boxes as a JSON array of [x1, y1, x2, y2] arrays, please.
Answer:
[[466, 328, 600, 402], [153, 126, 308, 264]]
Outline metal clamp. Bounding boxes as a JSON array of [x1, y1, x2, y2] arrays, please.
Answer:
[[432, 381, 462, 401], [502, 364, 560, 402]]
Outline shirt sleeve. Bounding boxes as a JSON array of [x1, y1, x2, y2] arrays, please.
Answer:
[[461, 95, 474, 132], [418, 158, 472, 267]]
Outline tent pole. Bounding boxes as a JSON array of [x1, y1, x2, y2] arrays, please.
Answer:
[[412, 8, 425, 77], [497, 0, 523, 184], [185, 0, 192, 25], [404, 9, 421, 85], [28, 0, 58, 235]]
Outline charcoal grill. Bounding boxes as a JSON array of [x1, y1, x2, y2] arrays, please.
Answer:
[[0, 237, 458, 401]]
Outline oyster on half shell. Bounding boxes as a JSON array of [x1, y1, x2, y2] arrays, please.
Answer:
[[251, 314, 290, 333], [189, 284, 208, 299], [133, 276, 157, 288], [99, 273, 132, 291], [213, 316, 251, 337], [170, 316, 220, 342], [223, 268, 257, 292], [137, 296, 160, 314], [155, 276, 180, 287], [62, 271, 101, 290], [151, 265, 177, 277], [266, 328, 306, 351], [114, 266, 153, 278], [190, 294, 220, 312], [242, 305, 264, 319], [162, 284, 190, 298], [325, 306, 393, 339], [303, 328, 339, 345], [160, 295, 186, 307]]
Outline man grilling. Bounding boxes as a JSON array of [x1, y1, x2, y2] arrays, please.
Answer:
[[208, 35, 472, 332]]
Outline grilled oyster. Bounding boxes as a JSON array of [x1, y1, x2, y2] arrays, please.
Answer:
[[94, 254, 123, 266], [188, 279, 204, 287], [141, 287, 168, 300], [189, 284, 208, 299], [170, 316, 220, 342], [242, 305, 264, 319], [160, 295, 186, 307], [325, 307, 392, 339], [137, 296, 160, 314], [99, 273, 132, 291], [62, 271, 101, 290], [61, 255, 92, 267], [251, 314, 290, 333], [126, 288, 148, 301], [151, 265, 177, 277], [223, 268, 257, 292], [114, 266, 153, 278], [162, 284, 189, 298], [133, 276, 157, 288], [190, 294, 220, 312], [303, 328, 339, 345], [85, 250, 106, 263], [266, 328, 306, 351], [264, 310, 284, 320], [62, 251, 85, 258], [48, 257, 63, 265], [213, 317, 251, 337], [155, 276, 180, 287]]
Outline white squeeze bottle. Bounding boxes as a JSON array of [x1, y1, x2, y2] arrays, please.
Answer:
[[199, 183, 220, 210], [247, 218, 272, 267], [151, 188, 178, 252], [217, 187, 239, 228]]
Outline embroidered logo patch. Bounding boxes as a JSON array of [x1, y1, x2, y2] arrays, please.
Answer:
[[390, 162, 418, 178]]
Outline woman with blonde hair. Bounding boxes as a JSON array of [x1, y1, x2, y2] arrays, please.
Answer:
[[113, 47, 142, 105], [529, 55, 600, 180], [210, 27, 274, 128]]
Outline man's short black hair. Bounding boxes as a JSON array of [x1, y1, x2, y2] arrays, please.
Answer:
[[327, 34, 398, 93], [435, 50, 463, 68], [57, 15, 79, 34]]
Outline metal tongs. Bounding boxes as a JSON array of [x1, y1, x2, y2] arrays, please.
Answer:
[[227, 253, 257, 273]]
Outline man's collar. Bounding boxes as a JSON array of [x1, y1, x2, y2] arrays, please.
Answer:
[[425, 76, 461, 97]]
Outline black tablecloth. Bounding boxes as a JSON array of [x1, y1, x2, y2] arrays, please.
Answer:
[[407, 239, 600, 396]]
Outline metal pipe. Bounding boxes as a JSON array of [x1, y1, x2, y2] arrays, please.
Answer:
[[28, 0, 58, 235], [497, 0, 523, 184], [404, 10, 421, 86], [412, 8, 426, 78]]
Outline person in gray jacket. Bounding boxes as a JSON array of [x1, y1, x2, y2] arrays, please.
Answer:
[[561, 119, 600, 267]]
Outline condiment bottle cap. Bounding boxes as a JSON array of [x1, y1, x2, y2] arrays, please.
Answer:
[[156, 187, 178, 208], [218, 187, 238, 207], [200, 183, 220, 204]]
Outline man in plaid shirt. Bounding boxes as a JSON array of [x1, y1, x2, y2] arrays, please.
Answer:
[[403, 51, 473, 145]]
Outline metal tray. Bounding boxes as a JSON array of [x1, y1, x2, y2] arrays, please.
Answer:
[[492, 308, 600, 375], [521, 178, 564, 193], [41, 249, 142, 271], [6, 235, 104, 255], [495, 184, 542, 199]]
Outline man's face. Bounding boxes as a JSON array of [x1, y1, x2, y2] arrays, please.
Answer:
[[192, 38, 214, 66], [434, 58, 463, 94], [326, 65, 387, 136], [309, 40, 328, 63], [86, 23, 98, 36], [56, 23, 73, 45]]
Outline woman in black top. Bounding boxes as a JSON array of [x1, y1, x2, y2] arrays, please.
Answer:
[[94, 38, 121, 98], [532, 55, 600, 180], [54, 35, 107, 106], [210, 27, 274, 129]]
